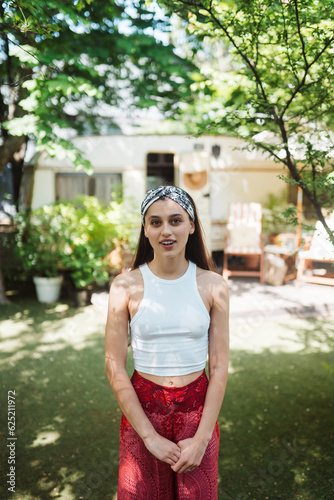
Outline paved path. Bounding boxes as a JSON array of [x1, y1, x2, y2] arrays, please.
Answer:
[[92, 277, 333, 324], [228, 278, 334, 323], [226, 278, 334, 352]]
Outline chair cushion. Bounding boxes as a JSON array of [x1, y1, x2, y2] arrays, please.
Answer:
[[229, 226, 260, 249]]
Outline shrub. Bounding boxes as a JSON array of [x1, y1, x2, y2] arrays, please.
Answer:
[[15, 194, 139, 287]]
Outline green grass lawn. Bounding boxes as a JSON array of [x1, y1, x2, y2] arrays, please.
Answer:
[[0, 295, 333, 500]]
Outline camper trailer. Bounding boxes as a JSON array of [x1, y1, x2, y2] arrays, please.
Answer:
[[24, 134, 285, 252]]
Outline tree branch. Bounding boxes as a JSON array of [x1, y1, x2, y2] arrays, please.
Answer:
[[175, 0, 278, 120], [280, 0, 300, 85], [206, 4, 274, 112], [280, 34, 334, 119], [254, 141, 288, 166], [293, 0, 308, 68]]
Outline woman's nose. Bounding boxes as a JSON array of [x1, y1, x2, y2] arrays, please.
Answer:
[[161, 222, 172, 236]]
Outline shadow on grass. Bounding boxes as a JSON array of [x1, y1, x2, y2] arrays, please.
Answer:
[[0, 296, 121, 500], [0, 300, 333, 500], [220, 318, 334, 500]]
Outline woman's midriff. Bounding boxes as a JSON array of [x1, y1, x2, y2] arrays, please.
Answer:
[[137, 369, 204, 388]]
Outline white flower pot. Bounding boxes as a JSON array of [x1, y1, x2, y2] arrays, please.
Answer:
[[33, 276, 63, 303]]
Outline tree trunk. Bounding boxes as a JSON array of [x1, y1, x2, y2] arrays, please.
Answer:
[[0, 240, 10, 305], [11, 140, 27, 209], [0, 135, 27, 174]]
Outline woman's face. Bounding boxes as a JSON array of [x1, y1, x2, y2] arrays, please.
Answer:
[[143, 198, 194, 259]]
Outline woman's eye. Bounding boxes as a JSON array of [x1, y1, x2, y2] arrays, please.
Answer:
[[150, 219, 181, 226]]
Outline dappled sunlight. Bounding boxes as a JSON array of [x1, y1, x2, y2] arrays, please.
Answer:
[[0, 344, 39, 367], [45, 304, 70, 315], [0, 320, 35, 362], [30, 431, 61, 448], [39, 468, 84, 499], [1, 296, 333, 498], [0, 304, 106, 372], [230, 316, 334, 354], [49, 483, 76, 499], [39, 313, 104, 351], [219, 339, 334, 498], [277, 317, 334, 354], [0, 337, 25, 354], [228, 279, 334, 334], [53, 415, 65, 424], [0, 299, 120, 498], [37, 475, 57, 492], [21, 369, 38, 379], [217, 416, 234, 433], [36, 342, 69, 352], [292, 468, 308, 486], [11, 493, 37, 500], [1, 318, 34, 333]]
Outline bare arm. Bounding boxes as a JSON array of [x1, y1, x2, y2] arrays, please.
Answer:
[[105, 273, 181, 466], [172, 274, 229, 473]]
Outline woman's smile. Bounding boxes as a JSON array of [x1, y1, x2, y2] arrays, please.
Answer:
[[160, 239, 176, 249]]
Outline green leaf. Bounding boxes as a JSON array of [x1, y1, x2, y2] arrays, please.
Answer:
[[3, 115, 39, 135], [9, 44, 39, 64]]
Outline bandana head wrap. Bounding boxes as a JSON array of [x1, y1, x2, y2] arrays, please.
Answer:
[[141, 186, 195, 223]]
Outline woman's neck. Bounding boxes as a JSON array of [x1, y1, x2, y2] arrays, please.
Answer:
[[148, 256, 189, 280]]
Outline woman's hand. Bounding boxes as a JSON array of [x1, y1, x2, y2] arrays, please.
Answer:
[[171, 437, 208, 474], [144, 433, 181, 466]]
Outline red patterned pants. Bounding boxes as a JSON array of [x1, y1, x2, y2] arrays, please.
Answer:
[[118, 370, 220, 500]]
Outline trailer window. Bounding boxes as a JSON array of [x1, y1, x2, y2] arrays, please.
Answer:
[[56, 173, 122, 205], [147, 153, 174, 190]]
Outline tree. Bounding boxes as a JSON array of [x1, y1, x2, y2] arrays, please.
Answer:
[[160, 0, 334, 243], [0, 0, 199, 303], [0, 0, 198, 174]]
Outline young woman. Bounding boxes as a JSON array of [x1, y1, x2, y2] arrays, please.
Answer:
[[105, 185, 229, 499]]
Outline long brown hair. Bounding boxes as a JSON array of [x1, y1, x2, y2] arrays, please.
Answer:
[[130, 193, 215, 271]]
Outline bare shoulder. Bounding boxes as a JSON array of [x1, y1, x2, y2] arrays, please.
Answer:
[[109, 268, 144, 320], [196, 267, 229, 311], [110, 268, 142, 291], [197, 268, 228, 291]]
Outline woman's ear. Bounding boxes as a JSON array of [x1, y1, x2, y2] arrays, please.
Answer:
[[189, 222, 195, 234]]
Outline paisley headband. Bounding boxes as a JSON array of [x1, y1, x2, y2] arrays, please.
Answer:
[[141, 186, 195, 223]]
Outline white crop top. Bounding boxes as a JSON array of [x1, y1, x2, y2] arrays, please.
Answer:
[[130, 260, 210, 376]]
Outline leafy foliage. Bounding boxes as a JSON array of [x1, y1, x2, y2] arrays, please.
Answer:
[[14, 195, 138, 287], [15, 204, 68, 278], [262, 193, 297, 237], [0, 0, 199, 172], [159, 0, 334, 242]]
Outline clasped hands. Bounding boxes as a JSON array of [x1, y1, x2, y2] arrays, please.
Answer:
[[145, 433, 207, 474]]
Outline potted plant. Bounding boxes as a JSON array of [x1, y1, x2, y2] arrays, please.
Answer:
[[14, 207, 67, 303], [67, 250, 110, 307], [61, 195, 124, 306], [15, 194, 139, 304]]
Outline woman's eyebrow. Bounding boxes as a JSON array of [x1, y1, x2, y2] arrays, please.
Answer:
[[148, 213, 184, 220]]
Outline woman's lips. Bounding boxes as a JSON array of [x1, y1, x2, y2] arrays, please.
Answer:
[[160, 240, 176, 248]]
